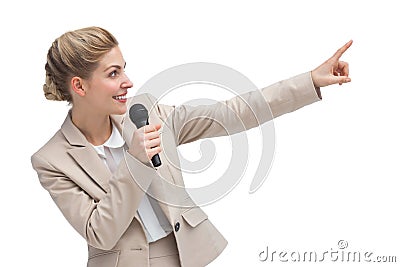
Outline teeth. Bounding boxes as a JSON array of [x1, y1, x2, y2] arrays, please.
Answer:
[[113, 95, 126, 100]]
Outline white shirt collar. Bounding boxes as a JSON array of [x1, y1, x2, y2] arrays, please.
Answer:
[[92, 123, 125, 158]]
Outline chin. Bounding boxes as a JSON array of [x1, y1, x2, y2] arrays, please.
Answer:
[[112, 107, 127, 115]]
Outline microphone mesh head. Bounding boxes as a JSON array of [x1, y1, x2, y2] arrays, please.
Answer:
[[129, 104, 149, 127]]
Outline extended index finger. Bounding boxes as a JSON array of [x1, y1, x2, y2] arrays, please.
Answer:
[[331, 40, 353, 61]]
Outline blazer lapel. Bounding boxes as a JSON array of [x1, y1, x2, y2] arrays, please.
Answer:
[[61, 112, 111, 192], [67, 147, 111, 192]]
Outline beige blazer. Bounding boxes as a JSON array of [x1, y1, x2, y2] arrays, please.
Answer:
[[31, 72, 321, 267]]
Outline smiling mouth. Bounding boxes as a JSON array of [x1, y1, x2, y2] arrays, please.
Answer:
[[112, 94, 127, 100]]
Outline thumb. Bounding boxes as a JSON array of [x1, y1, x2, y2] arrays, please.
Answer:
[[336, 75, 351, 85]]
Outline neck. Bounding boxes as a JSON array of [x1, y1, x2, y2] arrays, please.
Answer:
[[71, 106, 112, 146]]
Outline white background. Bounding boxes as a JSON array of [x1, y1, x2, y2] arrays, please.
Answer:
[[1, 0, 399, 266]]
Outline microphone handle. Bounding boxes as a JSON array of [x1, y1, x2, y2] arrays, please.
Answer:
[[151, 154, 162, 167]]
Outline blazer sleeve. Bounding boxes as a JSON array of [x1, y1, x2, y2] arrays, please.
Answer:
[[155, 71, 321, 145], [31, 150, 157, 250]]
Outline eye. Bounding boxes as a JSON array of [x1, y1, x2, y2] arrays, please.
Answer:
[[109, 70, 118, 77]]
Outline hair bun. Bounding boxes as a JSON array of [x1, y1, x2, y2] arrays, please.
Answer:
[[43, 74, 65, 101]]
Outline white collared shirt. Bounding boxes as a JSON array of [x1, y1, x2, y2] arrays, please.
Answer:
[[92, 123, 172, 243]]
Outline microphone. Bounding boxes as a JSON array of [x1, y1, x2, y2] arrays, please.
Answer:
[[129, 104, 162, 167]]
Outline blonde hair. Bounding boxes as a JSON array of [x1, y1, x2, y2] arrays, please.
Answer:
[[43, 26, 119, 102]]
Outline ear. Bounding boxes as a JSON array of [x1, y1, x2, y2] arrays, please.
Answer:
[[70, 76, 86, 97]]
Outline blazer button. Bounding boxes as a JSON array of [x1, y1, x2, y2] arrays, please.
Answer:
[[174, 222, 180, 232]]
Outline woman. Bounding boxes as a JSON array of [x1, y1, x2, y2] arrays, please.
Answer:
[[32, 26, 351, 267]]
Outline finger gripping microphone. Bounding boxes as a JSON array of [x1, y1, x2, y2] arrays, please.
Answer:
[[129, 104, 162, 167]]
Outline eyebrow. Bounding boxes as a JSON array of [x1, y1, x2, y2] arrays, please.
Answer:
[[104, 62, 127, 72]]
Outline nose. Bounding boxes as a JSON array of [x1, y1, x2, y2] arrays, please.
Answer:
[[121, 72, 133, 89]]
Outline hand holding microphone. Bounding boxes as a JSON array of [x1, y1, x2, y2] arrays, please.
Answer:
[[128, 104, 162, 167]]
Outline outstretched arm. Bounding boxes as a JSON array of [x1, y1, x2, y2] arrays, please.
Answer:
[[156, 41, 353, 145]]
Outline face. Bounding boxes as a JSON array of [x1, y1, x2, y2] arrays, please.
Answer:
[[80, 46, 133, 116]]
